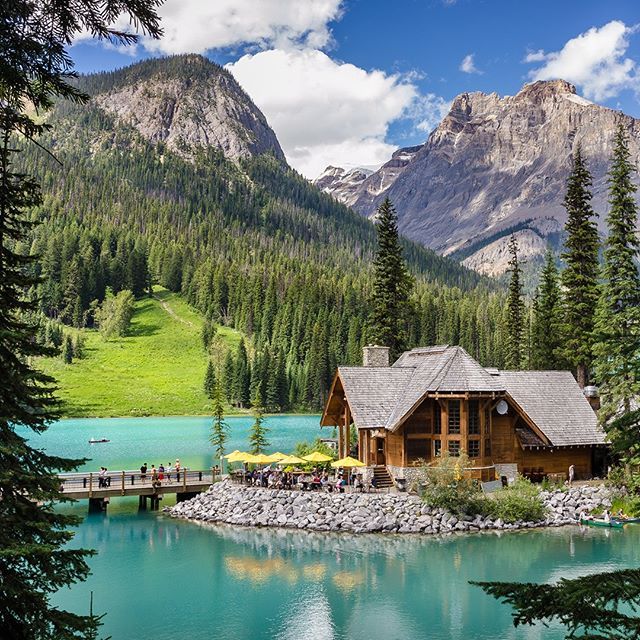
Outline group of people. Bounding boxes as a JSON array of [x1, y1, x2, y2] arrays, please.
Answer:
[[241, 467, 377, 493], [139, 459, 181, 487]]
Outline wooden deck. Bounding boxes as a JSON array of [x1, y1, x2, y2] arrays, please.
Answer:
[[59, 469, 217, 510]]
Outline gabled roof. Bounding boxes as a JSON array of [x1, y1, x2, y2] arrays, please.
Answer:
[[385, 346, 505, 431], [337, 367, 414, 429], [327, 346, 606, 449], [499, 371, 605, 446]]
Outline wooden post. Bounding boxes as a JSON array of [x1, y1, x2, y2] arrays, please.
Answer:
[[183, 468, 187, 491], [89, 472, 93, 497], [344, 403, 351, 458], [121, 470, 125, 495], [461, 398, 468, 457]]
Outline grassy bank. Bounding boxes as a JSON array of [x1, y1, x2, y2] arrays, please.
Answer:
[[39, 289, 244, 418]]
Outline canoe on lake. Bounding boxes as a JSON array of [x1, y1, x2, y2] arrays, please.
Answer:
[[582, 518, 624, 529]]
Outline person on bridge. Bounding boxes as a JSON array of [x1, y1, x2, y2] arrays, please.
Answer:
[[175, 459, 181, 482], [158, 463, 165, 481], [140, 463, 148, 484], [98, 466, 106, 488], [166, 463, 173, 482]]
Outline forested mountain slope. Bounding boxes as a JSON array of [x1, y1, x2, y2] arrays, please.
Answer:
[[24, 55, 508, 412]]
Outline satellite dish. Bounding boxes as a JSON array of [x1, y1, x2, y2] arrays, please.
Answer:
[[496, 400, 509, 415]]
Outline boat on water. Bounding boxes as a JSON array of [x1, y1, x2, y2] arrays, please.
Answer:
[[88, 438, 110, 444], [612, 516, 640, 524], [581, 517, 624, 529]]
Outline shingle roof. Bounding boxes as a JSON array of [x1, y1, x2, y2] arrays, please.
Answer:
[[335, 347, 605, 448], [515, 426, 547, 447], [499, 371, 605, 446], [337, 367, 414, 429]]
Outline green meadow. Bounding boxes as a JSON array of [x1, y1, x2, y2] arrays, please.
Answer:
[[39, 288, 244, 418]]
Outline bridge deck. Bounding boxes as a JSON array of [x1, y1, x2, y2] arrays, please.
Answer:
[[59, 469, 217, 500]]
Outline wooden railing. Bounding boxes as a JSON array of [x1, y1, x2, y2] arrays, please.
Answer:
[[58, 468, 218, 496]]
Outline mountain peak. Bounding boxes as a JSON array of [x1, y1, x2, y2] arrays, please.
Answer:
[[84, 55, 285, 164], [515, 79, 577, 101]]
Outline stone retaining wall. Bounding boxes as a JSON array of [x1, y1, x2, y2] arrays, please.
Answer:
[[167, 480, 612, 535]]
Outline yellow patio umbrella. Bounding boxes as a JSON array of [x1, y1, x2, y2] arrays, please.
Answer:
[[302, 451, 333, 463], [250, 453, 273, 465], [277, 455, 306, 465], [266, 452, 287, 462], [225, 450, 249, 462], [331, 456, 365, 468]]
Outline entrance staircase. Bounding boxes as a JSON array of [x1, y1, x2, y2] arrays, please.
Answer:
[[372, 465, 394, 489]]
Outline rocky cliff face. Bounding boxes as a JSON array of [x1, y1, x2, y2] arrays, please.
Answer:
[[93, 55, 285, 164], [318, 80, 640, 275]]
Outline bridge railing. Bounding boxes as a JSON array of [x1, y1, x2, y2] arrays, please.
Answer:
[[58, 468, 219, 494]]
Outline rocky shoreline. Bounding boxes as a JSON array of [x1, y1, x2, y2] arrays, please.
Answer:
[[166, 480, 613, 535]]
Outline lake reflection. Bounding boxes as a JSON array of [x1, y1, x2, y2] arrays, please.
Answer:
[[54, 508, 639, 640]]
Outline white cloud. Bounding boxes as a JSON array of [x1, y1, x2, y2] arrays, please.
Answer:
[[525, 21, 639, 101], [227, 48, 434, 178], [77, 0, 344, 54], [460, 53, 482, 74]]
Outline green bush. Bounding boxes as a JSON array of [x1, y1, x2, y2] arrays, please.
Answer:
[[484, 477, 547, 523], [420, 453, 485, 516]]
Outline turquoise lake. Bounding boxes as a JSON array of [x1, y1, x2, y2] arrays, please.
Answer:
[[27, 417, 639, 640]]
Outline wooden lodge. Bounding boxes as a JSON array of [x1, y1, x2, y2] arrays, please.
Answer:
[[321, 345, 608, 483]]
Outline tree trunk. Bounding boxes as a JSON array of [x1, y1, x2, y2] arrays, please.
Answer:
[[576, 364, 588, 388]]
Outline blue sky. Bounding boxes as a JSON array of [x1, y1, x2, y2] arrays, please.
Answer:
[[71, 0, 640, 177]]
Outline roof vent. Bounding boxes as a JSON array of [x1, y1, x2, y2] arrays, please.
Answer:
[[363, 345, 390, 367], [583, 385, 599, 398]]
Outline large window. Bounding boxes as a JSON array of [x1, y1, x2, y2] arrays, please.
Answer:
[[469, 400, 480, 435], [434, 439, 442, 457], [448, 440, 460, 456], [448, 400, 461, 434], [468, 439, 480, 458]]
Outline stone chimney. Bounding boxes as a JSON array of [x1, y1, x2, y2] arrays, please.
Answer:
[[583, 385, 600, 412], [363, 345, 390, 367]]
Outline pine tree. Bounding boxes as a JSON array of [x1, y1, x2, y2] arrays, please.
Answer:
[[474, 568, 640, 640], [62, 334, 74, 364], [505, 235, 526, 369], [530, 249, 564, 370], [209, 381, 229, 462], [248, 389, 270, 454], [593, 125, 640, 458], [560, 144, 600, 386], [0, 2, 160, 638], [233, 338, 251, 408], [368, 198, 414, 358], [203, 360, 216, 399]]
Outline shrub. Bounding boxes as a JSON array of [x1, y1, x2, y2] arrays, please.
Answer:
[[420, 453, 485, 516], [485, 477, 547, 523]]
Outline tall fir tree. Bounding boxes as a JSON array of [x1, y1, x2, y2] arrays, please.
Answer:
[[203, 359, 216, 399], [593, 125, 640, 458], [560, 144, 600, 387], [368, 198, 413, 358], [248, 389, 270, 454], [209, 381, 229, 462], [505, 235, 526, 369], [530, 249, 564, 370], [233, 338, 251, 408], [0, 1, 161, 638]]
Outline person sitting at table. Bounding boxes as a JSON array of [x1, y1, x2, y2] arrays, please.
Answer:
[[354, 474, 364, 492], [336, 475, 346, 493]]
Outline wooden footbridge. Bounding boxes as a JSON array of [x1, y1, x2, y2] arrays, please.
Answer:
[[59, 468, 218, 513]]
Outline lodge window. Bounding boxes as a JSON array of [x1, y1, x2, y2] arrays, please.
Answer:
[[485, 438, 491, 456], [484, 407, 491, 434], [448, 400, 460, 434], [434, 439, 442, 457], [434, 407, 442, 434], [468, 440, 480, 458], [448, 440, 460, 456], [469, 400, 480, 435]]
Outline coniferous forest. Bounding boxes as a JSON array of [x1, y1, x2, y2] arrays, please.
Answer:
[[20, 63, 510, 413]]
